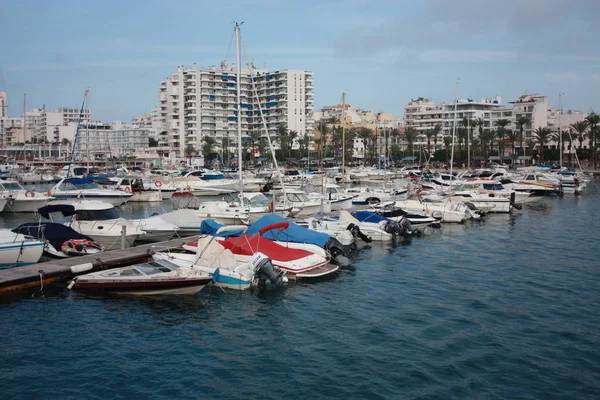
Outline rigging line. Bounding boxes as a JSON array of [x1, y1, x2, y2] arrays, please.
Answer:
[[223, 29, 235, 65]]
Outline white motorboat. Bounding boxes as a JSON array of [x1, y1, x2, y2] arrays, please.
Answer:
[[43, 201, 144, 250], [296, 217, 358, 246], [386, 198, 478, 223], [447, 191, 512, 213], [50, 178, 132, 206], [154, 226, 287, 291], [184, 222, 338, 279], [0, 180, 54, 213], [194, 201, 251, 225], [282, 190, 331, 216], [338, 210, 396, 242], [114, 177, 162, 202], [0, 229, 44, 267], [345, 186, 398, 205], [307, 184, 354, 211], [228, 192, 292, 224], [67, 258, 213, 295]]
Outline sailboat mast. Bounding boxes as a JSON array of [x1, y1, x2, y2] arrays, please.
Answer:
[[235, 22, 244, 205], [66, 89, 89, 178], [558, 93, 562, 168], [449, 81, 459, 188], [21, 93, 25, 165], [341, 92, 346, 188]]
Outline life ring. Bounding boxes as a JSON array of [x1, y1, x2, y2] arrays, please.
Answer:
[[155, 180, 162, 187], [25, 190, 35, 198], [124, 186, 131, 193]]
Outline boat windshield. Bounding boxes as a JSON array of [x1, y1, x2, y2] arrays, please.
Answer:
[[327, 187, 341, 194], [59, 181, 101, 191], [0, 182, 24, 191], [287, 192, 310, 202], [245, 194, 270, 206], [76, 208, 120, 221], [483, 183, 505, 191], [135, 263, 175, 275]]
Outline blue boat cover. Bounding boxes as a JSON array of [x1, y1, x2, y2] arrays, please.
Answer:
[[199, 215, 331, 247], [352, 211, 390, 224], [246, 214, 330, 247], [12, 222, 94, 251], [199, 220, 244, 238]]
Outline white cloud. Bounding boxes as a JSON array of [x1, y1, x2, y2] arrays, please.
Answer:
[[545, 71, 582, 83]]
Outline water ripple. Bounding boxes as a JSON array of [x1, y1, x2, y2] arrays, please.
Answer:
[[2, 184, 600, 398]]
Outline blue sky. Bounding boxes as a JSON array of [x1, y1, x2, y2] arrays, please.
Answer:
[[1, 0, 599, 121]]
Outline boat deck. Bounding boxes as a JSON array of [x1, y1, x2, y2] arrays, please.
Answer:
[[0, 236, 195, 297]]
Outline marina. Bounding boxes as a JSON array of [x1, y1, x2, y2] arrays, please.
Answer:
[[1, 178, 599, 399]]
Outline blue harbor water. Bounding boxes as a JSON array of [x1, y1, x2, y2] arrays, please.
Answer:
[[2, 183, 600, 399]]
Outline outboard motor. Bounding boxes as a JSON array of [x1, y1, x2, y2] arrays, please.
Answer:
[[346, 223, 372, 243], [260, 182, 274, 193], [398, 216, 422, 237], [463, 202, 484, 219], [324, 237, 358, 260], [382, 220, 404, 236], [251, 252, 287, 287]]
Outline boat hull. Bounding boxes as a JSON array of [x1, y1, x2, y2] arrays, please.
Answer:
[[4, 198, 51, 213], [0, 241, 44, 267], [130, 191, 163, 202], [71, 277, 211, 295]]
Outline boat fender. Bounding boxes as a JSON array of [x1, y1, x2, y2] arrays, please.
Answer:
[[70, 263, 94, 274]]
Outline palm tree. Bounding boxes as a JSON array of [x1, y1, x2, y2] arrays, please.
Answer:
[[505, 129, 519, 167], [443, 136, 451, 163], [186, 143, 197, 165], [402, 128, 419, 161], [533, 127, 552, 164], [423, 128, 435, 155], [585, 113, 600, 168], [570, 121, 589, 158], [457, 127, 468, 151], [288, 130, 298, 160], [516, 116, 531, 155], [495, 119, 511, 154], [275, 123, 289, 160]]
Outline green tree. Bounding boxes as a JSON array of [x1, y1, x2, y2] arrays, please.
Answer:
[[402, 127, 419, 160], [457, 127, 468, 151], [148, 137, 159, 147], [505, 129, 519, 167], [533, 127, 552, 164], [495, 119, 511, 154], [585, 113, 600, 167], [288, 130, 298, 160], [201, 136, 216, 165], [570, 121, 589, 152], [185, 143, 197, 165]]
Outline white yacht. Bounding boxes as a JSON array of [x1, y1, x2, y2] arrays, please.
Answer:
[[0, 180, 55, 213], [307, 184, 354, 211], [282, 190, 331, 216], [50, 178, 132, 206]]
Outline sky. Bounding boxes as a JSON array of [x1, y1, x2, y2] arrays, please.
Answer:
[[1, 0, 599, 121]]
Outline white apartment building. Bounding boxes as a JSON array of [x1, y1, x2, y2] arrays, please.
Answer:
[[509, 94, 548, 141], [73, 122, 150, 160], [403, 98, 444, 135], [159, 63, 314, 158], [442, 96, 503, 136], [132, 107, 165, 140]]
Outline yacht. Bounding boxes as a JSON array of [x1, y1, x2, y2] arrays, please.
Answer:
[[282, 189, 331, 216], [50, 177, 132, 206], [0, 180, 54, 213]]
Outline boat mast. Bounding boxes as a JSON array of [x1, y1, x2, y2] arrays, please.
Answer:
[[66, 89, 89, 178], [448, 81, 459, 190], [341, 92, 346, 188], [558, 93, 563, 168], [21, 93, 25, 166], [235, 22, 244, 206]]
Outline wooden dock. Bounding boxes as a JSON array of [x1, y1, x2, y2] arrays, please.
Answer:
[[0, 237, 195, 298]]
